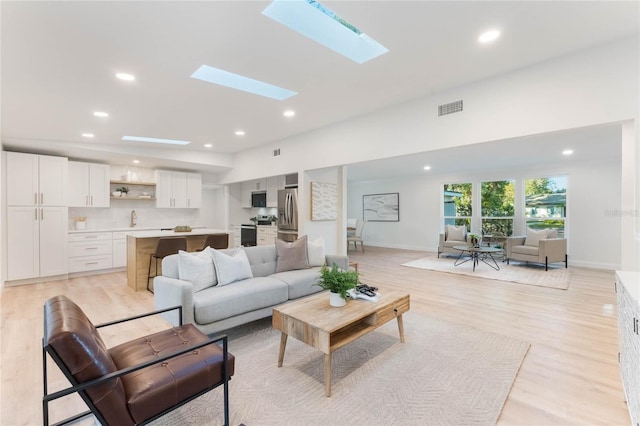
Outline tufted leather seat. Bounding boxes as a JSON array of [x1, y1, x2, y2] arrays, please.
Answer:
[[43, 295, 234, 426]]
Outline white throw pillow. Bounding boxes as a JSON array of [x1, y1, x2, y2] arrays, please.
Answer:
[[446, 225, 466, 242], [307, 237, 325, 267], [178, 248, 217, 292], [524, 228, 548, 247], [210, 247, 253, 286]]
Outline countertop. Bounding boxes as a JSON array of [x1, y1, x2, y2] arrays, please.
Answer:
[[68, 226, 229, 237], [125, 228, 230, 238], [617, 270, 640, 304]]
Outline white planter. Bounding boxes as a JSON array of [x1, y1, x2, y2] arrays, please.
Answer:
[[112, 191, 121, 197], [329, 292, 346, 307], [75, 221, 86, 230]]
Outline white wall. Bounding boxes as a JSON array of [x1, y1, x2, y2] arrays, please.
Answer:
[[221, 37, 638, 184], [200, 186, 227, 229], [348, 159, 622, 270], [300, 167, 342, 255]]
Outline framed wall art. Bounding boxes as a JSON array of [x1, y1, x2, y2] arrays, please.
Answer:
[[310, 181, 337, 221], [363, 192, 399, 222]]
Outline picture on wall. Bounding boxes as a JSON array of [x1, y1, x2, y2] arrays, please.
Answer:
[[363, 192, 399, 222], [310, 181, 337, 221]]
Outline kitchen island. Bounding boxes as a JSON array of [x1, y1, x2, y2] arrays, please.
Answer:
[[126, 228, 229, 291]]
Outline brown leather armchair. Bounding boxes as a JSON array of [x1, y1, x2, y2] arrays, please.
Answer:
[[43, 295, 235, 426]]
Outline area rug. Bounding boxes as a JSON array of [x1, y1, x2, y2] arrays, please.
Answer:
[[402, 255, 570, 290], [151, 314, 529, 426]]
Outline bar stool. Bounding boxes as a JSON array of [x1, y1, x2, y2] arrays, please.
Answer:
[[200, 233, 229, 250], [147, 237, 187, 293]]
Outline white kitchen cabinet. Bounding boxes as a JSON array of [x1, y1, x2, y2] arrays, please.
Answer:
[[232, 225, 241, 248], [257, 225, 277, 246], [240, 179, 267, 208], [6, 152, 67, 206], [617, 271, 640, 426], [68, 232, 113, 273], [68, 161, 110, 207], [267, 175, 285, 208], [186, 173, 202, 208], [112, 232, 127, 268], [156, 170, 200, 208], [7, 206, 68, 280]]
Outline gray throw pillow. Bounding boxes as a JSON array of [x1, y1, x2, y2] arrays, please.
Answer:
[[276, 235, 310, 272]]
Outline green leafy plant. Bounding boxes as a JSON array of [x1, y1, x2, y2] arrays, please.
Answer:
[[118, 186, 129, 194], [315, 263, 358, 301]]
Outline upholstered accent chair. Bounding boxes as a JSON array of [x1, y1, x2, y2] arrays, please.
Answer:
[[43, 295, 234, 426], [506, 228, 567, 271], [438, 225, 468, 257]]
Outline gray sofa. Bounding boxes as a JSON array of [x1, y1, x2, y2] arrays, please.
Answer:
[[154, 244, 348, 335]]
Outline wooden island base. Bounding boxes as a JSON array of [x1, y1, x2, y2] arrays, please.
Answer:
[[126, 229, 229, 291]]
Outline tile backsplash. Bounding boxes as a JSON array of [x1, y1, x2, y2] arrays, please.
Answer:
[[70, 203, 200, 231]]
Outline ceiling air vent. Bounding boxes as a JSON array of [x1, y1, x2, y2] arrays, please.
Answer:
[[438, 100, 463, 116], [273, 148, 281, 156]]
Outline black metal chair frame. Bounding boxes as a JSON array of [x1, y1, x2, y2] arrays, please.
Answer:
[[42, 305, 231, 426]]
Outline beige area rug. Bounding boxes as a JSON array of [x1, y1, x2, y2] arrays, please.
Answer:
[[152, 314, 529, 426], [402, 254, 570, 290]]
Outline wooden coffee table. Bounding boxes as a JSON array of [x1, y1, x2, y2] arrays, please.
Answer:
[[272, 289, 410, 396]]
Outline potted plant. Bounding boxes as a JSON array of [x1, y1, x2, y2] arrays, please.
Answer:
[[268, 215, 277, 225], [315, 263, 358, 307], [468, 233, 480, 248], [118, 186, 129, 197]]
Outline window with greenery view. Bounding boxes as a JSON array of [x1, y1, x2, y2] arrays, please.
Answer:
[[443, 183, 471, 231], [525, 176, 566, 237], [481, 180, 514, 236]]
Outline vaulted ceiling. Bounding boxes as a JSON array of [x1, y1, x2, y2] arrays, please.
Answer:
[[2, 1, 638, 179]]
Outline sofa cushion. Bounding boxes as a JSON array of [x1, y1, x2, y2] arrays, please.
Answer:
[[210, 247, 253, 286], [524, 228, 548, 247], [307, 237, 325, 267], [276, 235, 310, 272], [446, 225, 466, 242], [511, 245, 540, 256], [193, 277, 288, 324], [243, 245, 277, 277], [109, 324, 235, 424], [270, 267, 324, 299], [178, 249, 216, 292]]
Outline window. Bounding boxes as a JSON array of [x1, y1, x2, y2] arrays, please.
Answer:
[[443, 183, 471, 231], [481, 180, 514, 236], [525, 176, 566, 237]]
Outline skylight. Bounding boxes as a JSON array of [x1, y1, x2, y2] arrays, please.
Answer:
[[191, 65, 297, 100], [122, 136, 190, 146], [262, 0, 388, 64]]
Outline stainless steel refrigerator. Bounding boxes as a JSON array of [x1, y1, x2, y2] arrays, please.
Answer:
[[277, 188, 298, 242]]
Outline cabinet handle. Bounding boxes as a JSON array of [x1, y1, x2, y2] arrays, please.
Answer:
[[90, 195, 93, 206], [41, 208, 44, 220], [35, 193, 38, 204], [84, 247, 98, 251], [35, 208, 38, 220], [41, 193, 43, 204], [84, 262, 99, 265], [84, 235, 98, 239]]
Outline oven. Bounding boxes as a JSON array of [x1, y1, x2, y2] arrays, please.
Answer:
[[240, 224, 257, 247]]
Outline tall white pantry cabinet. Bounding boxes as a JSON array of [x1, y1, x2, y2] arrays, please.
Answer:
[[5, 152, 69, 281]]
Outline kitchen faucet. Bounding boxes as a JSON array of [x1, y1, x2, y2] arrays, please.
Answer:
[[130, 210, 137, 227]]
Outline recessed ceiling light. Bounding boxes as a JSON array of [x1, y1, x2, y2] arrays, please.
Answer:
[[423, 165, 431, 171], [93, 111, 109, 118], [191, 65, 297, 100], [283, 110, 296, 117], [82, 133, 94, 138], [262, 0, 389, 64], [235, 130, 245, 136], [132, 160, 140, 164], [562, 149, 574, 156], [122, 136, 190, 145], [204, 144, 213, 148], [478, 29, 501, 44], [116, 72, 135, 81]]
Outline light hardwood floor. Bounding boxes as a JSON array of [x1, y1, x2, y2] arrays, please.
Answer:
[[1, 247, 630, 425]]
